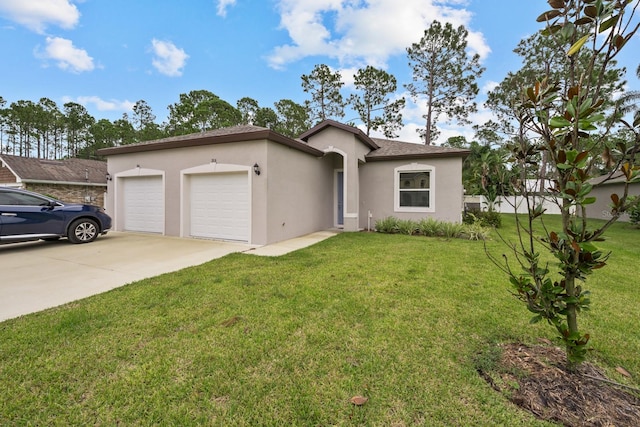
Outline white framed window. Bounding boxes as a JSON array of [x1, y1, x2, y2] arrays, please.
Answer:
[[394, 163, 435, 212]]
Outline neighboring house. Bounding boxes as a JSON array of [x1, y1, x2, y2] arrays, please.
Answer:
[[98, 120, 469, 246], [0, 155, 107, 207], [587, 171, 640, 222]]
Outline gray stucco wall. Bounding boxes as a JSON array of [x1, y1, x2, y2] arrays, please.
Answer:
[[105, 140, 270, 243], [586, 181, 640, 222], [359, 157, 465, 229], [104, 128, 467, 245], [264, 143, 334, 243], [104, 139, 332, 246]]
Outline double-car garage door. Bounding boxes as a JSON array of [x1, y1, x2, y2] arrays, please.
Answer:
[[122, 172, 249, 242]]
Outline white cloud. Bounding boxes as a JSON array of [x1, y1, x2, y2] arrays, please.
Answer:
[[336, 66, 358, 89], [216, 0, 237, 17], [39, 37, 94, 73], [482, 80, 499, 95], [61, 96, 135, 113], [0, 0, 79, 33], [388, 91, 497, 144], [150, 39, 189, 77], [267, 0, 490, 69], [465, 29, 491, 60], [393, 122, 423, 144]]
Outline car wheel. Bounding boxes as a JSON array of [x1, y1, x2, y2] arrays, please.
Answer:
[[68, 218, 99, 244]]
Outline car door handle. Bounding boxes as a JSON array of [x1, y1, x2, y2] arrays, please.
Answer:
[[1, 213, 17, 216]]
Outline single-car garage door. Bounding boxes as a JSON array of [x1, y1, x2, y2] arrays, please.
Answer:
[[123, 176, 164, 233], [190, 172, 249, 242]]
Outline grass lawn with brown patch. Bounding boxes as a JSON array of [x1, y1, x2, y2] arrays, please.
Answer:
[[1, 215, 638, 426]]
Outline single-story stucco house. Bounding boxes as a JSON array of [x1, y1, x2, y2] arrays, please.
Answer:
[[97, 120, 469, 246], [0, 154, 107, 206], [587, 171, 640, 222]]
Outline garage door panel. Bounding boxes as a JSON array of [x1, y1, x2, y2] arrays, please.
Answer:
[[123, 176, 164, 233], [190, 173, 249, 242]]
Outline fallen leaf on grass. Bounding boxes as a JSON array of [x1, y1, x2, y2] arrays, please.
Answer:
[[350, 396, 368, 406], [616, 366, 631, 378], [220, 316, 242, 327]]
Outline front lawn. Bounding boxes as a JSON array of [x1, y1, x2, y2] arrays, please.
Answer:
[[1, 215, 638, 425]]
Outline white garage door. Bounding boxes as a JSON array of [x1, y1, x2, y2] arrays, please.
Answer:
[[123, 176, 164, 233], [190, 172, 249, 242]]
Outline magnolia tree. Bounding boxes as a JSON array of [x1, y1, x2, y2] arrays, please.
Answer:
[[491, 0, 640, 369]]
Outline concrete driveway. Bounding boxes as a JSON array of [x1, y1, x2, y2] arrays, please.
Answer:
[[0, 230, 336, 322], [0, 232, 254, 322]]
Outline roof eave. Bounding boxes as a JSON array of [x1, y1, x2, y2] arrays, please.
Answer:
[[21, 179, 107, 187], [365, 151, 470, 162], [299, 120, 379, 150], [97, 129, 325, 157]]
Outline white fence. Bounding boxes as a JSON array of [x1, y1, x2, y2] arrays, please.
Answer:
[[464, 195, 563, 215]]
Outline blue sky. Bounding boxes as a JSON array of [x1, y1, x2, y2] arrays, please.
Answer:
[[0, 0, 638, 144]]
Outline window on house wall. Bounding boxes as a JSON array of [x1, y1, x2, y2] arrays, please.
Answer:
[[395, 164, 434, 212]]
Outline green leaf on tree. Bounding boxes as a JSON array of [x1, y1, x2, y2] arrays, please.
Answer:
[[599, 14, 620, 33], [550, 116, 572, 128]]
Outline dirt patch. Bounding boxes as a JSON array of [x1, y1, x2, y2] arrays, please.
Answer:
[[477, 342, 640, 426]]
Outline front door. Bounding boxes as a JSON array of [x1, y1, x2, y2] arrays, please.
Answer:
[[336, 170, 344, 227]]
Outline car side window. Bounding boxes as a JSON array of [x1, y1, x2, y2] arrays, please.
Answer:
[[0, 192, 17, 205], [0, 192, 49, 206]]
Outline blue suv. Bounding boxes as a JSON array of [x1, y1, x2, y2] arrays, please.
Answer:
[[0, 187, 112, 244]]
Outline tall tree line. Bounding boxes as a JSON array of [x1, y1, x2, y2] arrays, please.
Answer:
[[0, 19, 489, 159], [0, 93, 312, 160]]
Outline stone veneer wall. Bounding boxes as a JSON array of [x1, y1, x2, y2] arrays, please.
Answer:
[[25, 183, 106, 207]]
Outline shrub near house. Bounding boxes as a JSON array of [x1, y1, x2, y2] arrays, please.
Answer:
[[375, 215, 491, 240]]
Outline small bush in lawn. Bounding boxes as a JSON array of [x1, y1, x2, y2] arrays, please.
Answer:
[[397, 219, 418, 235], [417, 218, 442, 237], [463, 209, 501, 228], [462, 209, 478, 225], [481, 210, 502, 228], [461, 222, 491, 240], [375, 216, 399, 233]]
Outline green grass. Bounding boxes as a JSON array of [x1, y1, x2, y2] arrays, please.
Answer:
[[1, 215, 638, 426]]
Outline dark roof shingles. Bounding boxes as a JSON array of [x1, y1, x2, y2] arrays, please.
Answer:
[[0, 155, 107, 184], [125, 124, 269, 148], [97, 124, 325, 157], [366, 138, 469, 160], [96, 122, 468, 160]]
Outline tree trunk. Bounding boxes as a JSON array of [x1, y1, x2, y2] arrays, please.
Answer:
[[425, 104, 432, 145], [562, 200, 579, 371]]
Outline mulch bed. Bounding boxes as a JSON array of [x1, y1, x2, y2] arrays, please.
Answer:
[[478, 342, 640, 426]]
